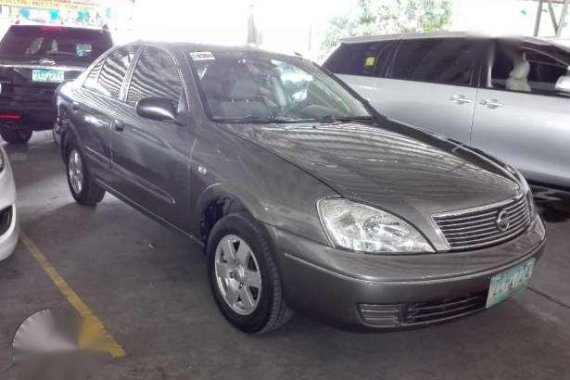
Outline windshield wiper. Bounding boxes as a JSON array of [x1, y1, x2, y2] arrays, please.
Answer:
[[213, 115, 305, 124], [312, 115, 375, 123]]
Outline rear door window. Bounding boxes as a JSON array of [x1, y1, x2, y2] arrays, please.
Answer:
[[96, 47, 136, 99], [390, 38, 479, 86], [0, 25, 113, 60], [324, 41, 398, 77], [126, 47, 182, 107]]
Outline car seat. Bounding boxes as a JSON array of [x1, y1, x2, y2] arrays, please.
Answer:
[[505, 61, 531, 92]]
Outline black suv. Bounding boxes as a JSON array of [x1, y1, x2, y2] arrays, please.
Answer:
[[0, 24, 113, 144]]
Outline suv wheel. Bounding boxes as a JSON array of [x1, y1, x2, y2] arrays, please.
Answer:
[[207, 212, 293, 334], [65, 140, 105, 206], [0, 128, 32, 144]]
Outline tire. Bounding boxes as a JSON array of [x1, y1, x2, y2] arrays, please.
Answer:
[[207, 212, 293, 334], [65, 138, 105, 206], [0, 128, 32, 144]]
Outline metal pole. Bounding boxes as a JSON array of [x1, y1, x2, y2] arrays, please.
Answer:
[[556, 0, 570, 37], [534, 0, 544, 36], [547, 0, 559, 32]]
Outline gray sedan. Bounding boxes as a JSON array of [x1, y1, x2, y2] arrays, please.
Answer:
[[55, 42, 546, 333]]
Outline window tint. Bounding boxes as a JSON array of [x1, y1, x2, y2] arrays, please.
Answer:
[[127, 47, 182, 106], [491, 43, 569, 96], [323, 41, 397, 77], [390, 39, 477, 86], [97, 47, 135, 99], [83, 58, 104, 92]]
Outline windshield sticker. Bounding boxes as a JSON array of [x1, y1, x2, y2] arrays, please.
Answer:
[[364, 56, 376, 67], [190, 51, 216, 61]]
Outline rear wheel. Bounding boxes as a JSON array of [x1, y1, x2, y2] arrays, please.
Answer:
[[207, 212, 293, 334], [65, 139, 105, 206], [0, 128, 32, 144]]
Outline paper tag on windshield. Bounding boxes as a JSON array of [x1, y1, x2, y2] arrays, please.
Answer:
[[190, 51, 215, 61]]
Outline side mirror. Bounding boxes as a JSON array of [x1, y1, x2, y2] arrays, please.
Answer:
[[136, 97, 177, 121], [555, 74, 570, 93]]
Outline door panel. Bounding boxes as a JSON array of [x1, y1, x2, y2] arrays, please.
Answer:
[[72, 47, 136, 183], [110, 46, 193, 230], [472, 89, 570, 187], [110, 108, 193, 229], [73, 89, 116, 182], [342, 74, 477, 143]]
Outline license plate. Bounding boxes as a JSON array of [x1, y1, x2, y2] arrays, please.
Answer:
[[32, 69, 65, 83], [486, 259, 535, 308]]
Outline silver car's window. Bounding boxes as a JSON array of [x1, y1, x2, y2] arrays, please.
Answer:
[[390, 38, 479, 86], [491, 43, 570, 97], [324, 41, 398, 78], [190, 52, 372, 123]]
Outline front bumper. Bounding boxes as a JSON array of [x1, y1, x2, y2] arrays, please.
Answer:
[[269, 216, 546, 330], [0, 149, 18, 261]]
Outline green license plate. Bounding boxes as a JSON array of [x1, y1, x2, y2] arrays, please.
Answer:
[[486, 259, 535, 308], [32, 69, 65, 83]]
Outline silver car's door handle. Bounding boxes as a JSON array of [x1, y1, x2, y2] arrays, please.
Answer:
[[449, 95, 473, 105], [480, 99, 504, 109]]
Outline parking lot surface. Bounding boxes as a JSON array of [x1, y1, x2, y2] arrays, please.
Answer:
[[1, 132, 570, 380]]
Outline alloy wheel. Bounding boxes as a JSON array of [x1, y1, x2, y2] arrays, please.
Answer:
[[68, 149, 84, 195], [214, 234, 262, 316]]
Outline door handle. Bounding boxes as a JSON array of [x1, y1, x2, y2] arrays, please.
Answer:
[[72, 101, 81, 111], [480, 99, 504, 109], [449, 95, 473, 105], [113, 120, 124, 132]]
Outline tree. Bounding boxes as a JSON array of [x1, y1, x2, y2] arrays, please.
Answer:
[[321, 0, 452, 55]]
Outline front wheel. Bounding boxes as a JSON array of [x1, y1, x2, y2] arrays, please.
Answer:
[[65, 141, 105, 206], [0, 128, 32, 144], [207, 212, 293, 334]]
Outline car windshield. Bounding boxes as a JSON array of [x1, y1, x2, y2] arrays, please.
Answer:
[[190, 51, 372, 123], [0, 26, 112, 60]]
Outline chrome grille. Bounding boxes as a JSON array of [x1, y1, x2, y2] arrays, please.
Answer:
[[358, 291, 487, 328], [433, 195, 531, 251]]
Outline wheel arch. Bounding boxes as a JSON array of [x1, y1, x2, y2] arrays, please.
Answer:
[[198, 185, 254, 248]]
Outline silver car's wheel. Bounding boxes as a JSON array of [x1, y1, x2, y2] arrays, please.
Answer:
[[68, 149, 84, 196], [214, 234, 262, 316]]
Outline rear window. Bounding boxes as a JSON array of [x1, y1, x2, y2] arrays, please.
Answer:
[[0, 26, 113, 60]]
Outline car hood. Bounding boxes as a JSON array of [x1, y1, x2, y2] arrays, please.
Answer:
[[227, 120, 521, 218]]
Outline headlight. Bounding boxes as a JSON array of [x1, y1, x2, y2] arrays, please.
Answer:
[[317, 199, 434, 254], [506, 164, 537, 219]]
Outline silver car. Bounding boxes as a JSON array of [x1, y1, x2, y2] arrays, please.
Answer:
[[323, 32, 570, 189], [0, 145, 18, 261]]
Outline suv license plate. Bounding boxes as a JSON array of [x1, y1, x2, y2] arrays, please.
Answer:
[[486, 259, 535, 308], [32, 69, 65, 83]]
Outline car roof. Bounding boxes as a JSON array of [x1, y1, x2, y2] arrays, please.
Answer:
[[9, 23, 110, 33], [339, 31, 558, 47], [128, 40, 305, 61]]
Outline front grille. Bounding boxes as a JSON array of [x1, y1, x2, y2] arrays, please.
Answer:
[[358, 291, 487, 328], [0, 206, 13, 236], [433, 195, 531, 251]]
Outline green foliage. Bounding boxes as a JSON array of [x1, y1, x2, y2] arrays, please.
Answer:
[[321, 0, 452, 56]]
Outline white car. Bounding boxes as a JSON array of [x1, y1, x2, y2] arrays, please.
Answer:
[[0, 146, 18, 260]]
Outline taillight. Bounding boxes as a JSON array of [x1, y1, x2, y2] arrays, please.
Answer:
[[0, 114, 21, 120]]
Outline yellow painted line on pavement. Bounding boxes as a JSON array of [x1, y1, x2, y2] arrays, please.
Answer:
[[20, 230, 126, 359]]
